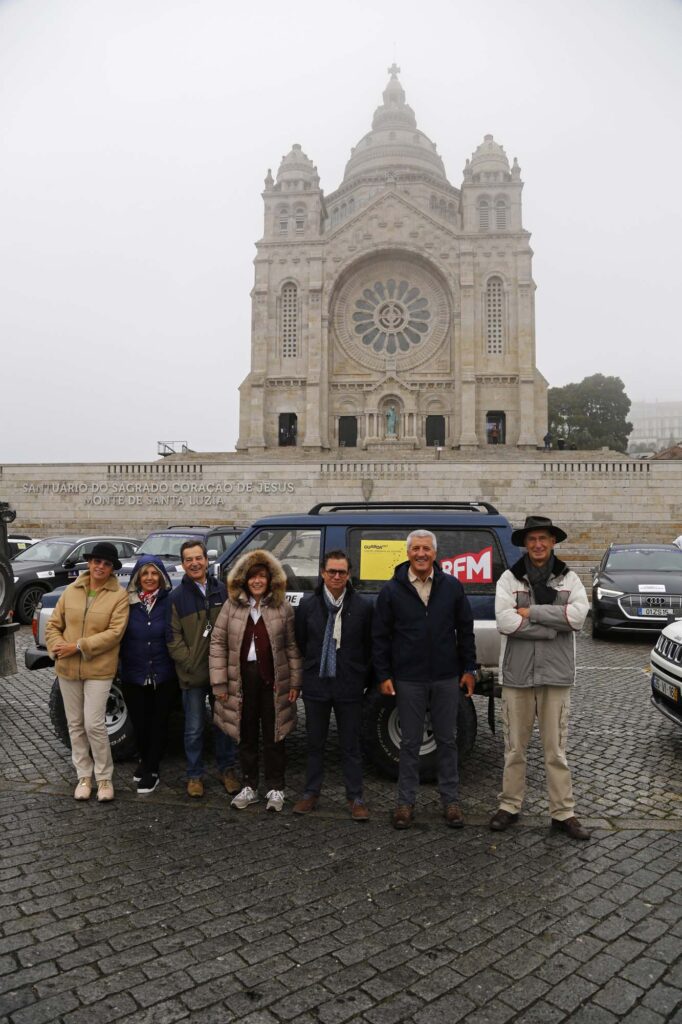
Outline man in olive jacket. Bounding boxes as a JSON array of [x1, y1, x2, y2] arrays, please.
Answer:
[[293, 550, 373, 821], [166, 541, 238, 798]]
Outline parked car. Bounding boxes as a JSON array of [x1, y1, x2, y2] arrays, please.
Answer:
[[26, 501, 521, 777], [7, 535, 40, 558], [650, 621, 682, 728], [591, 543, 682, 639], [11, 534, 140, 624], [117, 525, 242, 585]]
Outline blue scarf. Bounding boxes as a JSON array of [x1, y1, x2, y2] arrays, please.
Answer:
[[319, 590, 342, 678]]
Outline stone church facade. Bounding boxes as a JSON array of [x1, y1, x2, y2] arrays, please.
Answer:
[[237, 67, 547, 453]]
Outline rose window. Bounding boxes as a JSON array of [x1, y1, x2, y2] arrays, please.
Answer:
[[352, 280, 431, 354]]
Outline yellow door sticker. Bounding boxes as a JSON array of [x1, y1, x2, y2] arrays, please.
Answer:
[[360, 540, 407, 580]]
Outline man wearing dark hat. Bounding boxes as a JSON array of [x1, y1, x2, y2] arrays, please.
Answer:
[[491, 515, 591, 840]]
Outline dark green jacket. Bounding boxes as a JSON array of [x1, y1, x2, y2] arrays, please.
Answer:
[[166, 574, 227, 689]]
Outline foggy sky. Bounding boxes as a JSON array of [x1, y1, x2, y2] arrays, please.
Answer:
[[1, 0, 680, 464]]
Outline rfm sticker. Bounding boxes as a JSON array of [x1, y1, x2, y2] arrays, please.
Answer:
[[440, 546, 493, 584]]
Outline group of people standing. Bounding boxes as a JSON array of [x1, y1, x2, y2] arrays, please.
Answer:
[[45, 513, 591, 839]]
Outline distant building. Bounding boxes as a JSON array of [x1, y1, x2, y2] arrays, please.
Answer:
[[237, 67, 548, 453], [629, 401, 682, 451]]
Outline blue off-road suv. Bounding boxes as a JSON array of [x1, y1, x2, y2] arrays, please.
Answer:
[[27, 501, 520, 779], [214, 501, 520, 779]]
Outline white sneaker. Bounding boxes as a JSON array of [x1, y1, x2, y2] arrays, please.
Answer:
[[231, 786, 259, 810], [266, 789, 285, 813]]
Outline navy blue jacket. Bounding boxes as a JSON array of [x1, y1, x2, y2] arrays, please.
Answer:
[[295, 584, 373, 703], [373, 560, 477, 684], [120, 555, 177, 687]]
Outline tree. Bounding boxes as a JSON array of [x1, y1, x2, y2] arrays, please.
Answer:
[[548, 374, 633, 452]]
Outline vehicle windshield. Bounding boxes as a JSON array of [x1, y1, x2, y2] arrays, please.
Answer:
[[12, 540, 73, 563], [605, 549, 682, 572], [135, 534, 200, 559]]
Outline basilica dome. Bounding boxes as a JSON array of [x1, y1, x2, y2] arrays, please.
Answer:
[[342, 66, 447, 184]]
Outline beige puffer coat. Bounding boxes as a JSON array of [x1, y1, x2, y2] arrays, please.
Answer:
[[209, 549, 302, 743], [45, 572, 129, 681]]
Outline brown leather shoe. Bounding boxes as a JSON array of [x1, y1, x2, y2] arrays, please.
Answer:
[[292, 794, 319, 815], [392, 804, 414, 830], [490, 809, 520, 832], [551, 816, 591, 840], [443, 803, 464, 828], [349, 799, 370, 822], [187, 778, 204, 798], [221, 769, 241, 796]]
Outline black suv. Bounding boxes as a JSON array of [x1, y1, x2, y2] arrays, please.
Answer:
[[591, 543, 682, 638], [11, 534, 140, 623]]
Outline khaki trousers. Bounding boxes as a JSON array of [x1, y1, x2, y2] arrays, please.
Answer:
[[58, 676, 114, 782], [499, 685, 575, 820]]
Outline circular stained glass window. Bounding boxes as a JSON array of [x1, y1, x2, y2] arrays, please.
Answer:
[[352, 279, 431, 354]]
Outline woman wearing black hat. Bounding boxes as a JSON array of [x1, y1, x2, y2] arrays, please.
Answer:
[[45, 542, 129, 803]]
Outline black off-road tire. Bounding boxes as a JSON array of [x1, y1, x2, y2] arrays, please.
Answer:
[[48, 677, 137, 761], [0, 555, 13, 622], [15, 584, 49, 625], [362, 688, 478, 781]]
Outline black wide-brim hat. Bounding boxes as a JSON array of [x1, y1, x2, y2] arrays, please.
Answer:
[[82, 541, 122, 571], [511, 515, 568, 547]]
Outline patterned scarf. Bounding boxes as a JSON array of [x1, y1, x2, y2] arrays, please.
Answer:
[[138, 588, 160, 613], [319, 587, 345, 679]]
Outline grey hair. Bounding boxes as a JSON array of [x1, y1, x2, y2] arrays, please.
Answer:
[[406, 529, 437, 552]]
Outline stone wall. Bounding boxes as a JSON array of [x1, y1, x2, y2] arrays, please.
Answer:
[[2, 452, 681, 580]]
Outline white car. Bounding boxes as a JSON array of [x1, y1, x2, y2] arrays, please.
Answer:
[[650, 619, 682, 727]]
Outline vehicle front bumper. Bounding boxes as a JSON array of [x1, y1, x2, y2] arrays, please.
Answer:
[[650, 651, 682, 727]]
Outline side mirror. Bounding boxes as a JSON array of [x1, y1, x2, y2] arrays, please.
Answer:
[[62, 560, 76, 569], [207, 548, 218, 561]]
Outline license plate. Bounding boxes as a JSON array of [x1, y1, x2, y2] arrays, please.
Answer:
[[652, 674, 680, 702], [638, 607, 667, 616]]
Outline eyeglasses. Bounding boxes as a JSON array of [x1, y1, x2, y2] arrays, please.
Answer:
[[324, 569, 349, 577], [90, 558, 113, 568]]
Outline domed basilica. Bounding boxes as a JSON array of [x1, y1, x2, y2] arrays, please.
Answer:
[[237, 67, 548, 452]]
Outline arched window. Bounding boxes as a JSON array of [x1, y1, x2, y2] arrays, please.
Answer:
[[495, 199, 507, 230], [278, 205, 289, 234], [430, 195, 437, 210], [281, 283, 298, 358], [294, 205, 306, 232], [486, 277, 504, 355], [478, 199, 489, 232]]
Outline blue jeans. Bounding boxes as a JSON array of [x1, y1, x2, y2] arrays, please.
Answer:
[[396, 676, 460, 806], [182, 685, 236, 779]]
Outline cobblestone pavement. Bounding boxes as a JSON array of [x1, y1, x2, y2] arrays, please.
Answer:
[[1, 626, 682, 1023]]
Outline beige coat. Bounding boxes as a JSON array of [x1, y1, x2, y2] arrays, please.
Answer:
[[45, 573, 129, 681], [209, 549, 302, 743]]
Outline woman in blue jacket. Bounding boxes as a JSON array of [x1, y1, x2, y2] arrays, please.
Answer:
[[120, 555, 177, 794]]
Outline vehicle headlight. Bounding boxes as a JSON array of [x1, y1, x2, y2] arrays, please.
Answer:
[[596, 587, 623, 601]]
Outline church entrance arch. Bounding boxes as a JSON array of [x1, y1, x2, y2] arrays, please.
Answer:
[[338, 416, 358, 448], [426, 415, 445, 447], [279, 413, 298, 447], [486, 411, 506, 445]]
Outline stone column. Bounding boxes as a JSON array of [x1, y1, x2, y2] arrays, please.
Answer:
[[516, 276, 537, 447], [457, 250, 479, 446]]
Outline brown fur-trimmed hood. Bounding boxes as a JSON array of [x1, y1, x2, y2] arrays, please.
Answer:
[[227, 549, 288, 607]]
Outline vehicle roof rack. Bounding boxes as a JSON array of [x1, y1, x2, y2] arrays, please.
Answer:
[[307, 501, 499, 515]]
